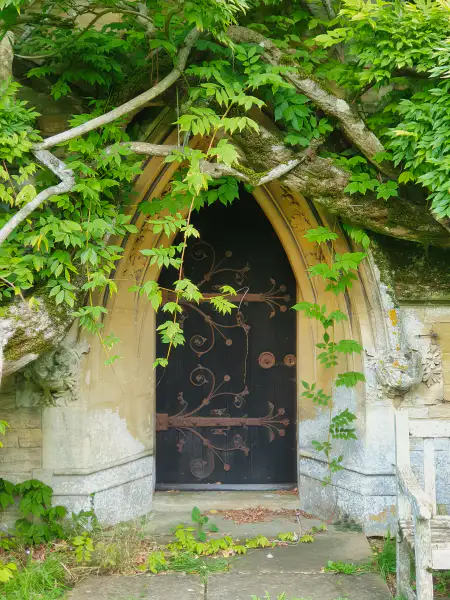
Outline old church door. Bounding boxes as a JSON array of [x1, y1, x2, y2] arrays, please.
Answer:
[[156, 191, 297, 488]]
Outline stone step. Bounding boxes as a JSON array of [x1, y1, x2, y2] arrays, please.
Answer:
[[208, 572, 391, 600]]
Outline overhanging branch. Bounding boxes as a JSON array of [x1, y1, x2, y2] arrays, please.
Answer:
[[232, 122, 450, 247], [33, 28, 199, 151], [227, 26, 396, 178], [0, 150, 75, 246], [115, 142, 307, 185]]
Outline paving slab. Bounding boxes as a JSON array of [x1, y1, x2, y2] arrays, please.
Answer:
[[146, 491, 321, 542], [67, 493, 391, 600], [67, 574, 204, 600], [333, 572, 393, 600], [207, 572, 392, 600], [232, 528, 372, 573], [145, 514, 324, 542], [152, 491, 300, 513]]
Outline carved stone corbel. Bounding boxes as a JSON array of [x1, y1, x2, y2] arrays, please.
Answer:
[[369, 348, 423, 399], [367, 251, 423, 402], [21, 340, 90, 406]]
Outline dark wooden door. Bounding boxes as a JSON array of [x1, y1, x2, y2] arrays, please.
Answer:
[[156, 190, 297, 486]]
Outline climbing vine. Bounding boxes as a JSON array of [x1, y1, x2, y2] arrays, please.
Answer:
[[293, 225, 367, 485], [1, 2, 450, 387]]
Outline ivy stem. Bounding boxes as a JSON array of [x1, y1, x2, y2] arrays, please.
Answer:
[[161, 98, 238, 363], [164, 192, 198, 362]]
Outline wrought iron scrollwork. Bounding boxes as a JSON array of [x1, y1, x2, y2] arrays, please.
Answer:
[[157, 240, 292, 480]]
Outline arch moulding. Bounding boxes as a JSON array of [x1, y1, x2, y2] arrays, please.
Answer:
[[40, 133, 400, 533]]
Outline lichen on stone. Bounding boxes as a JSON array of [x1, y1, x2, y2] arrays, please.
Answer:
[[371, 233, 450, 302]]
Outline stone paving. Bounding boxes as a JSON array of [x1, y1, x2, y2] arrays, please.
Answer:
[[68, 492, 392, 600]]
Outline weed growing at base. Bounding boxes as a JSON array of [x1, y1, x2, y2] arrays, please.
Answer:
[[0, 554, 68, 600]]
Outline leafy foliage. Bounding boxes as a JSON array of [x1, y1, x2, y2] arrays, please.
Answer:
[[2, 0, 450, 382], [140, 510, 327, 582], [72, 531, 95, 563], [311, 0, 450, 217], [293, 226, 366, 484], [0, 479, 70, 546], [313, 0, 450, 89]]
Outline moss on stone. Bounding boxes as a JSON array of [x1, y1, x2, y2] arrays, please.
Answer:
[[4, 325, 50, 363], [3, 281, 84, 365], [386, 196, 444, 241], [371, 233, 450, 302]]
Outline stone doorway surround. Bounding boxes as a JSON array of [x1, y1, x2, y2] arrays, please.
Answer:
[[2, 124, 446, 534]]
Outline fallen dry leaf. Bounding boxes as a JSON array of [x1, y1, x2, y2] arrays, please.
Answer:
[[31, 544, 47, 561], [217, 506, 307, 524], [274, 488, 298, 496]]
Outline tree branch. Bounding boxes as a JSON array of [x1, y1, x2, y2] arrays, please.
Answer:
[[200, 158, 304, 184], [135, 2, 157, 36], [227, 26, 396, 178], [33, 28, 199, 151], [0, 150, 74, 246], [112, 142, 182, 156], [112, 142, 307, 185]]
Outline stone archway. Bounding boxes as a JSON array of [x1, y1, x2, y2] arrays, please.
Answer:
[[38, 131, 402, 532]]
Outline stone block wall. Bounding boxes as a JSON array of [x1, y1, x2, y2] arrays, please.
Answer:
[[0, 375, 42, 481], [402, 305, 450, 415], [401, 304, 450, 515]]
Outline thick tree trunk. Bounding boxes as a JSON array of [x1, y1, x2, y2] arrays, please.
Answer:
[[233, 122, 450, 247]]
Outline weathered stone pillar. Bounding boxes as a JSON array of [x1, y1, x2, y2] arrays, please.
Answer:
[[32, 310, 156, 524]]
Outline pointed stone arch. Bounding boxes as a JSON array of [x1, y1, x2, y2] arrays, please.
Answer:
[[40, 130, 400, 532]]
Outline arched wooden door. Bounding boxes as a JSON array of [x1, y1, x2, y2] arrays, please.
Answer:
[[156, 190, 297, 488]]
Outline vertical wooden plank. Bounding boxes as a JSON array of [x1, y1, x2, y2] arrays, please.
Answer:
[[423, 438, 436, 516], [414, 517, 434, 600], [395, 409, 411, 467]]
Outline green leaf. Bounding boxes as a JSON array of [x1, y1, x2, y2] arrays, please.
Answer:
[[191, 506, 201, 522], [104, 355, 122, 366], [162, 302, 183, 314], [208, 139, 240, 167], [304, 227, 339, 245], [157, 320, 185, 347], [335, 340, 363, 355], [342, 224, 370, 249], [153, 357, 169, 369], [209, 295, 236, 315], [376, 180, 398, 200], [220, 285, 237, 296], [175, 279, 202, 303], [335, 372, 366, 388]]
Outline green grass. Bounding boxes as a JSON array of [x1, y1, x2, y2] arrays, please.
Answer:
[[324, 560, 368, 575], [0, 554, 69, 600], [434, 570, 450, 597], [168, 552, 229, 583], [372, 531, 396, 581]]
